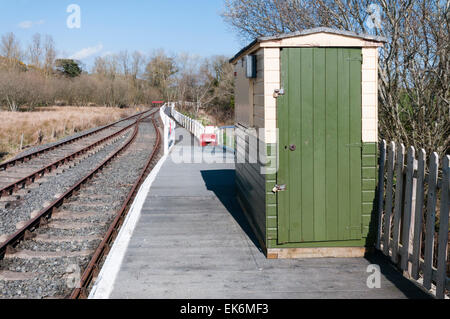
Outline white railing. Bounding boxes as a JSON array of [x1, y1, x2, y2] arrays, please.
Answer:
[[170, 105, 205, 139], [168, 104, 235, 151], [159, 104, 176, 155]]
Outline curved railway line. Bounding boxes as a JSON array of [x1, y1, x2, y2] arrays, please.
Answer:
[[0, 108, 162, 299]]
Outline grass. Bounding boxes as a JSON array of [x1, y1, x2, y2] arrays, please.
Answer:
[[222, 129, 235, 149], [0, 106, 143, 162]]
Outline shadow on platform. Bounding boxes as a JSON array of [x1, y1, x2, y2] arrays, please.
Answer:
[[201, 169, 432, 299], [364, 251, 432, 299], [200, 169, 262, 252]]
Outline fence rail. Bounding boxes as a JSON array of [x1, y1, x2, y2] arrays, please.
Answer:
[[377, 140, 449, 299], [159, 104, 176, 155], [169, 105, 205, 139], [169, 105, 235, 151]]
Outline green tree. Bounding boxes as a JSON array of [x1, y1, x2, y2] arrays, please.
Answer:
[[55, 59, 82, 77], [144, 50, 178, 100]]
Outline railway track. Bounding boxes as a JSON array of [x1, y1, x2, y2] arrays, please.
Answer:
[[0, 109, 162, 299], [0, 110, 150, 207], [0, 109, 148, 172]]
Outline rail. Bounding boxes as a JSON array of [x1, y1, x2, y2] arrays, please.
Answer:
[[0, 110, 159, 261], [0, 115, 147, 199], [70, 112, 161, 299], [0, 108, 150, 171], [377, 140, 449, 299]]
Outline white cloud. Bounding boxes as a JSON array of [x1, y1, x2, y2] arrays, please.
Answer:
[[69, 44, 104, 60], [18, 20, 45, 29], [18, 21, 33, 29]]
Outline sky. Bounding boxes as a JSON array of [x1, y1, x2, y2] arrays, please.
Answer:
[[0, 0, 243, 67]]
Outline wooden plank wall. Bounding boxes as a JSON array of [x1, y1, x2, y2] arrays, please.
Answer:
[[235, 124, 267, 247], [377, 140, 450, 299]]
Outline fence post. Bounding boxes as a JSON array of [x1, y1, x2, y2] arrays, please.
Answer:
[[383, 142, 396, 256], [392, 144, 405, 264], [377, 140, 387, 250], [436, 156, 449, 299], [19, 133, 24, 151], [411, 149, 426, 279], [423, 152, 439, 290], [401, 146, 415, 270]]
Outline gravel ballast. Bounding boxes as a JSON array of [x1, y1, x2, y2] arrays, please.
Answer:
[[0, 115, 161, 299]]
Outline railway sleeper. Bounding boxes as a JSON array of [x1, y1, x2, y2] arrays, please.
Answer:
[[34, 225, 110, 238], [0, 131, 132, 200], [48, 221, 108, 231], [17, 237, 102, 253], [51, 211, 115, 221], [0, 252, 92, 289]]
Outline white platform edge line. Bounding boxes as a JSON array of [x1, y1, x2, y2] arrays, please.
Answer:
[[88, 154, 168, 299]]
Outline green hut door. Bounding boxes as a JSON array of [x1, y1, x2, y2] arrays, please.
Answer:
[[277, 47, 363, 244]]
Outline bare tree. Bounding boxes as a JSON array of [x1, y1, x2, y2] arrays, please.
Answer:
[[131, 51, 144, 81], [43, 35, 56, 75], [173, 54, 234, 123], [93, 54, 120, 79], [0, 31, 235, 116], [28, 33, 43, 68], [0, 32, 23, 68], [118, 50, 130, 77], [222, 0, 450, 155], [93, 56, 108, 77]]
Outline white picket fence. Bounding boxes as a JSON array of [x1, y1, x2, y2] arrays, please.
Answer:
[[169, 105, 205, 139], [167, 104, 235, 151], [159, 104, 176, 155], [377, 140, 449, 299]]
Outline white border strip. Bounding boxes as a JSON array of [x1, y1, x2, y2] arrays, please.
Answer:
[[88, 154, 168, 299]]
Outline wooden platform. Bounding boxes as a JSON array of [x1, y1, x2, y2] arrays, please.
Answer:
[[92, 128, 432, 299]]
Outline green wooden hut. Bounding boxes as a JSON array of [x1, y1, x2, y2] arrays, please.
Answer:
[[230, 28, 386, 259]]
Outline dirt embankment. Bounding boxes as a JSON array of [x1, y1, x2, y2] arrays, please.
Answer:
[[0, 106, 142, 162]]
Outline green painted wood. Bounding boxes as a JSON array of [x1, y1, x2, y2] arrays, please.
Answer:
[[337, 48, 351, 241], [313, 48, 327, 242], [277, 48, 290, 244], [300, 48, 315, 242], [349, 48, 363, 240], [235, 125, 267, 246], [268, 239, 367, 249], [361, 142, 378, 243], [288, 48, 303, 242], [325, 48, 339, 241], [277, 47, 362, 244]]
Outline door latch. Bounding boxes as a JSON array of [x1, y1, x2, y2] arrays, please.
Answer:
[[273, 88, 285, 98], [272, 184, 287, 193]]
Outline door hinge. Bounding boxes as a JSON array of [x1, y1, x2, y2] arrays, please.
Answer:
[[272, 184, 287, 193], [273, 88, 285, 98]]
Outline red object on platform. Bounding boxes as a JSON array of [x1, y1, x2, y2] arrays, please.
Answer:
[[200, 133, 218, 147]]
